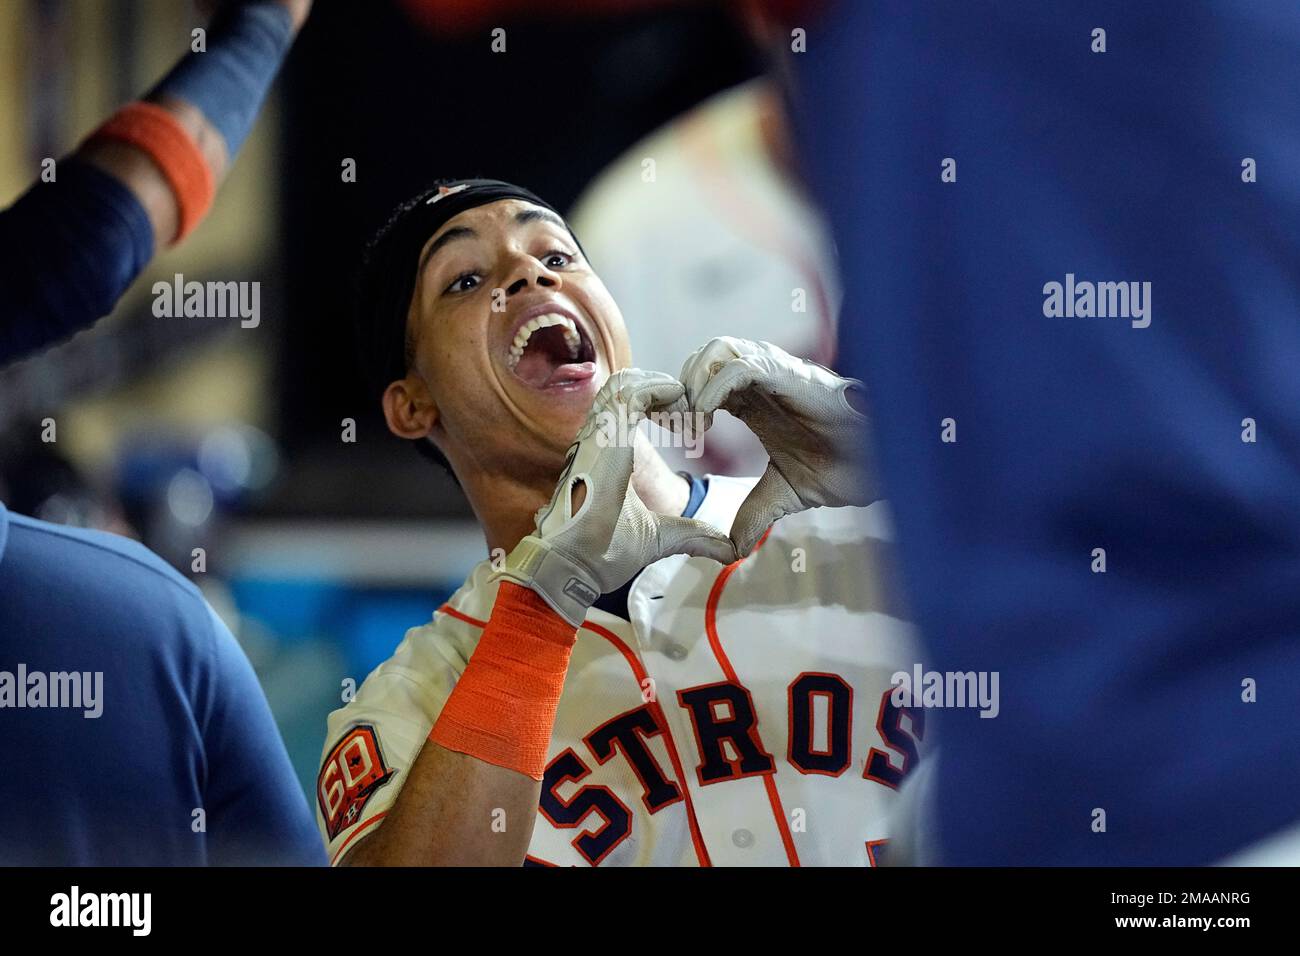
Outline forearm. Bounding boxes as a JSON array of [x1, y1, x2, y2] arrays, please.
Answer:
[[104, 0, 307, 245], [342, 582, 578, 867], [0, 1, 307, 367], [340, 742, 541, 867], [77, 95, 229, 249]]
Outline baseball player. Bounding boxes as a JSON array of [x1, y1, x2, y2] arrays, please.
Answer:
[[0, 0, 323, 865], [791, 0, 1300, 865], [319, 179, 922, 866]]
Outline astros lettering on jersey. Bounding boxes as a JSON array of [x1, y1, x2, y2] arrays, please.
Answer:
[[317, 476, 923, 866]]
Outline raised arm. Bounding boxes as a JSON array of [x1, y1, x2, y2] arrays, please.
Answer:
[[0, 0, 311, 366], [341, 371, 736, 866]]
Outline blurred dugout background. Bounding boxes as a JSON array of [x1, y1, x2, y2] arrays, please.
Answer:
[[0, 0, 833, 799]]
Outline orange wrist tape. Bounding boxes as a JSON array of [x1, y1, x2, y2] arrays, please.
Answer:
[[86, 101, 215, 243], [428, 581, 579, 780]]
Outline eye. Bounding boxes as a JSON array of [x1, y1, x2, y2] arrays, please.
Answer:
[[542, 250, 576, 270], [444, 271, 481, 295]]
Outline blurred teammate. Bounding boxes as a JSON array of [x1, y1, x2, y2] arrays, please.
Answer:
[[0, 0, 322, 864], [791, 0, 1300, 864], [319, 179, 921, 866], [1, 0, 307, 363]]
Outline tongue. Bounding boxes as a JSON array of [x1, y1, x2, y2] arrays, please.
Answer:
[[513, 356, 594, 388], [513, 325, 594, 388], [542, 361, 596, 387]]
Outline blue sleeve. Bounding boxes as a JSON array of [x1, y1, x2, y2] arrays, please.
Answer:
[[148, 1, 294, 159], [200, 605, 327, 866], [795, 0, 1300, 864], [0, 160, 154, 366]]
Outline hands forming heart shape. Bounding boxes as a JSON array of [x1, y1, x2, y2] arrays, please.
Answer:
[[495, 337, 876, 627]]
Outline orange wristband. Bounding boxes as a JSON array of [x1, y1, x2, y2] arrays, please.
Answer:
[[428, 581, 579, 780], [86, 101, 215, 243]]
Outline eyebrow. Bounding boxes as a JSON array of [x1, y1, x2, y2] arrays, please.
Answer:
[[515, 207, 567, 231], [417, 207, 572, 279], [418, 225, 476, 276]]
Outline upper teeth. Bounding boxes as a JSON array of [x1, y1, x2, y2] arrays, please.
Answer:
[[508, 313, 582, 369]]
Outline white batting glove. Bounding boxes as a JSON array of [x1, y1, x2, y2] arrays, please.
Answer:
[[679, 337, 875, 557], [496, 368, 738, 626]]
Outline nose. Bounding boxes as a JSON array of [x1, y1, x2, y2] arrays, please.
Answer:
[[504, 254, 561, 297]]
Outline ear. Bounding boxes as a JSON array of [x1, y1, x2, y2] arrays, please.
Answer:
[[382, 375, 439, 440]]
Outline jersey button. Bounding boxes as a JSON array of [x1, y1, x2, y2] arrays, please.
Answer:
[[664, 643, 688, 661], [731, 828, 754, 849]]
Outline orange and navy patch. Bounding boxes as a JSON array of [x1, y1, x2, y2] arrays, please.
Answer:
[[318, 725, 396, 840]]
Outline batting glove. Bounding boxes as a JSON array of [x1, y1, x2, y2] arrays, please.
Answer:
[[679, 337, 876, 557], [496, 368, 738, 626]]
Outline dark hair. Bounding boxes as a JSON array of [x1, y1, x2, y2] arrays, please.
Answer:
[[352, 178, 582, 480], [354, 180, 459, 477]]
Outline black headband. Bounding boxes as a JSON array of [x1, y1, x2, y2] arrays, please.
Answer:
[[356, 178, 585, 400]]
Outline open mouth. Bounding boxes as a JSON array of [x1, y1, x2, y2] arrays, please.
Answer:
[[506, 313, 598, 389]]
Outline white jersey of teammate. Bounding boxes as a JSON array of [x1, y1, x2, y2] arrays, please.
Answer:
[[317, 476, 923, 867], [568, 80, 841, 478]]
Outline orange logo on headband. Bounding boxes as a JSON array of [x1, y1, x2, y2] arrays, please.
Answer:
[[427, 183, 470, 205]]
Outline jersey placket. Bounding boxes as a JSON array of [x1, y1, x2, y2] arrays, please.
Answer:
[[628, 554, 792, 866]]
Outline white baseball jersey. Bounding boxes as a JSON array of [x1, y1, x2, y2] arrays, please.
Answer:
[[316, 475, 923, 866]]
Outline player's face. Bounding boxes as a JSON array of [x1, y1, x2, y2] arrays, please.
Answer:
[[403, 199, 631, 474]]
